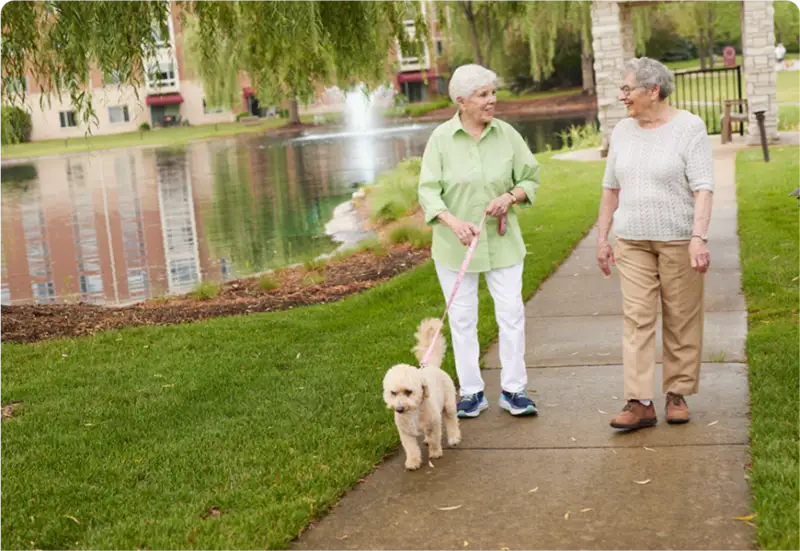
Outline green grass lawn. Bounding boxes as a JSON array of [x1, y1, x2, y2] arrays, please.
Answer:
[[778, 104, 799, 130], [0, 118, 304, 160], [665, 53, 800, 73], [736, 146, 799, 550], [1, 153, 605, 550], [777, 70, 800, 104], [386, 88, 583, 119]]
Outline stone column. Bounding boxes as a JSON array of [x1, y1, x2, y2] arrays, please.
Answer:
[[741, 0, 779, 144], [591, 1, 636, 156]]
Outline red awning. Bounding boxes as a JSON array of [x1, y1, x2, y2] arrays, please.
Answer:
[[242, 87, 254, 97], [146, 93, 184, 106], [397, 71, 436, 84]]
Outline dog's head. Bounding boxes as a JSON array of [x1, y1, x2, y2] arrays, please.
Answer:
[[382, 363, 428, 414]]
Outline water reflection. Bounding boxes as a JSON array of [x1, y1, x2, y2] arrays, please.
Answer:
[[1, 112, 595, 306]]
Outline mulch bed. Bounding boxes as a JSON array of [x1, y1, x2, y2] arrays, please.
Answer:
[[2, 244, 430, 344]]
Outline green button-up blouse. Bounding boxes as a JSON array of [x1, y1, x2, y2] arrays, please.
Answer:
[[418, 114, 540, 273]]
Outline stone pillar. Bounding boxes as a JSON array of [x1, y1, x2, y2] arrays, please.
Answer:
[[591, 1, 636, 156], [741, 0, 779, 144]]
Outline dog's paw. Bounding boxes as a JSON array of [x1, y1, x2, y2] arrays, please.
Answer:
[[447, 435, 461, 447], [428, 446, 443, 459], [405, 456, 422, 470]]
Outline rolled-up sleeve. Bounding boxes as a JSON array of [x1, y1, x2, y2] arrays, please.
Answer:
[[510, 130, 539, 209], [418, 135, 448, 224]]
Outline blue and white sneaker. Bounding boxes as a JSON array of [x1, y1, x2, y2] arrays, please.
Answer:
[[499, 390, 538, 417], [457, 391, 489, 418]]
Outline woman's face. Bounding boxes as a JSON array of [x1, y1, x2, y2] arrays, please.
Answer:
[[459, 84, 496, 125], [618, 72, 660, 118]]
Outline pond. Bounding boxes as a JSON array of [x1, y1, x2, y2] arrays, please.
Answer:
[[1, 111, 596, 306]]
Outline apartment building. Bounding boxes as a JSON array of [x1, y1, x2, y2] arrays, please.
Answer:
[[9, 3, 249, 142], [9, 2, 450, 142], [391, 4, 451, 103]]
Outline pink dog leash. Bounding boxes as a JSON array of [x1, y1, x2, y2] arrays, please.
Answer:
[[420, 212, 488, 368]]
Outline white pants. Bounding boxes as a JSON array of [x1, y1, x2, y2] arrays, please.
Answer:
[[434, 261, 527, 396]]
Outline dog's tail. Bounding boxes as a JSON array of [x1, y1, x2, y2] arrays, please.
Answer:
[[413, 317, 446, 369]]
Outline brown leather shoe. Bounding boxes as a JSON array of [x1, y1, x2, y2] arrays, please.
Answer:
[[610, 400, 657, 430], [665, 392, 691, 424]]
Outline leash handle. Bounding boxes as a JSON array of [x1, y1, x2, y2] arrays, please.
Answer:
[[420, 212, 487, 367]]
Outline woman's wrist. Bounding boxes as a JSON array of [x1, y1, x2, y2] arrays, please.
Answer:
[[504, 191, 516, 205]]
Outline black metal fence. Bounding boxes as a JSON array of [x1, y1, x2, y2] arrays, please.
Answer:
[[671, 66, 744, 135]]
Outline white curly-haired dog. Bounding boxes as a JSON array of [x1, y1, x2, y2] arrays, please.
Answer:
[[382, 318, 461, 470]]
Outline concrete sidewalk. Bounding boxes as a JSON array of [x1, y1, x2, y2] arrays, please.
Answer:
[[293, 142, 754, 550]]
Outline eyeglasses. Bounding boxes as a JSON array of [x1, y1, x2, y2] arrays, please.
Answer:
[[619, 85, 646, 97]]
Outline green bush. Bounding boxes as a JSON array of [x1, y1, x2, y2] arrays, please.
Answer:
[[235, 112, 251, 122], [367, 157, 422, 223], [388, 224, 432, 247], [1, 105, 33, 145], [557, 123, 602, 151], [188, 281, 221, 300], [139, 122, 151, 131], [258, 275, 279, 291]]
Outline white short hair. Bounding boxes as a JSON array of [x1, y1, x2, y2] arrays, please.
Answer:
[[625, 57, 674, 100], [448, 64, 497, 104]]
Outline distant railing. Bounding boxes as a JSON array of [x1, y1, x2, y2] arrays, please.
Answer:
[[671, 66, 744, 135]]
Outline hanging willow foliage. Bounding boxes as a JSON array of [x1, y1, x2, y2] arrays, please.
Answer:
[[1, 1, 428, 126], [514, 0, 653, 83]]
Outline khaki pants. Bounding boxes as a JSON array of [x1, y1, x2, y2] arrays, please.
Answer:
[[615, 239, 705, 400]]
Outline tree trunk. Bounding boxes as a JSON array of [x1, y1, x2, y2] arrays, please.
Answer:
[[707, 6, 715, 68], [461, 1, 483, 65], [581, 52, 595, 95], [697, 30, 707, 70], [580, 19, 595, 95], [483, 3, 493, 67], [288, 97, 300, 125]]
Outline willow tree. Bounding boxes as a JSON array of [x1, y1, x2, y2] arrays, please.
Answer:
[[1, 1, 428, 128], [450, 1, 524, 67], [1, 1, 170, 129], [516, 1, 651, 95], [178, 1, 428, 125]]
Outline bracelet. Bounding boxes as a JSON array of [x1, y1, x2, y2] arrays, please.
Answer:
[[691, 234, 708, 243], [505, 191, 516, 204]]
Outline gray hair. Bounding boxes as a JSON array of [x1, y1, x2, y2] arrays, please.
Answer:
[[625, 57, 674, 100], [448, 64, 497, 104]]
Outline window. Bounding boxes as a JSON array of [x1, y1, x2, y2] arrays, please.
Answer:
[[108, 105, 130, 124], [203, 99, 224, 114], [435, 40, 444, 56], [59, 111, 77, 128], [149, 62, 176, 87]]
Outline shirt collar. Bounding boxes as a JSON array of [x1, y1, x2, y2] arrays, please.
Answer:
[[449, 112, 499, 137]]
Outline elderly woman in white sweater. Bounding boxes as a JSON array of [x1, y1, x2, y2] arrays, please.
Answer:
[[595, 57, 714, 431]]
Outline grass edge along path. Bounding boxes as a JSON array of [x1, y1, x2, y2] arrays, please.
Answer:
[[1, 154, 605, 550], [736, 145, 799, 550]]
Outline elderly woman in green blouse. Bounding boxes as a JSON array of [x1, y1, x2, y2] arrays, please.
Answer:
[[418, 64, 540, 419]]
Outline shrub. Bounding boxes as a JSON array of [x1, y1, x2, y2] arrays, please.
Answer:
[[1, 105, 33, 144], [388, 224, 432, 247], [236, 112, 251, 122], [139, 122, 151, 131], [188, 281, 220, 300], [367, 157, 422, 223], [557, 123, 602, 151], [258, 275, 279, 291]]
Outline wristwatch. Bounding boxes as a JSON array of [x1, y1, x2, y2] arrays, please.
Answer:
[[691, 234, 708, 244]]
